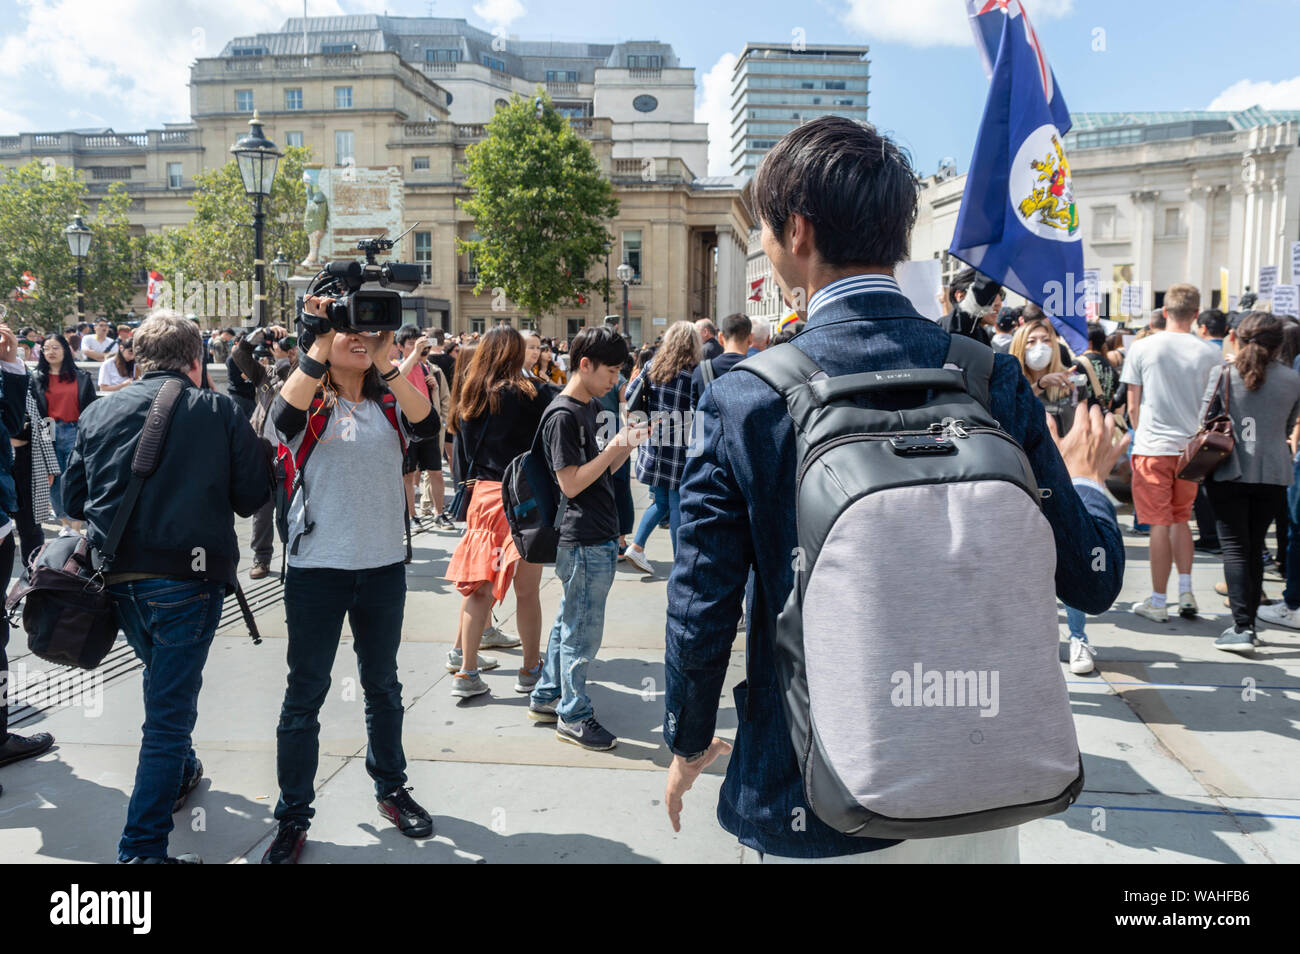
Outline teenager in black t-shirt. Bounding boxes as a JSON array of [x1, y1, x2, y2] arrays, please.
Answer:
[[529, 326, 648, 751]]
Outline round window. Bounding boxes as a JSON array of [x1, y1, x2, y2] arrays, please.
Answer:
[[446, 91, 454, 106], [632, 94, 658, 113], [495, 98, 508, 110]]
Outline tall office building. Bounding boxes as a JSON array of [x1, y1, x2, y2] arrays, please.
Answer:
[[728, 42, 870, 179]]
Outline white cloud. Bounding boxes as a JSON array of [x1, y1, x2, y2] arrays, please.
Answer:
[[838, 0, 1074, 48], [471, 0, 526, 31], [0, 0, 343, 132], [696, 52, 737, 176], [1208, 76, 1300, 112]]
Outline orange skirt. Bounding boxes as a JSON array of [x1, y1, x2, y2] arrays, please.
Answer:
[[444, 480, 521, 602]]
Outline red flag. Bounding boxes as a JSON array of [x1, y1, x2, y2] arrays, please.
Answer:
[[748, 276, 764, 302], [147, 270, 163, 307], [15, 271, 37, 300]]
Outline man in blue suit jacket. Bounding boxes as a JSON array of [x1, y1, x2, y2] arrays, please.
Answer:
[[661, 117, 1128, 861]]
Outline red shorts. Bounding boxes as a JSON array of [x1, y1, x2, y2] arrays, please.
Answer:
[[1131, 454, 1198, 526]]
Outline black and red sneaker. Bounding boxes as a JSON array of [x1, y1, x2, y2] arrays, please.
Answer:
[[261, 820, 308, 864], [378, 787, 434, 838]]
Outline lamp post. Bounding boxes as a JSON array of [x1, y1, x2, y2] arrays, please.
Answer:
[[616, 262, 634, 336], [271, 250, 290, 324], [64, 215, 92, 324], [602, 240, 612, 315], [230, 111, 282, 328]]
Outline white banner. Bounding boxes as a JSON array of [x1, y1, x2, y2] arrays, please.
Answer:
[[1291, 241, 1300, 284], [1272, 283, 1299, 318], [1259, 264, 1279, 301], [896, 259, 944, 321]]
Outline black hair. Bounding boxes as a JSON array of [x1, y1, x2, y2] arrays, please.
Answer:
[[36, 334, 77, 382], [719, 312, 752, 342], [569, 325, 629, 371], [1086, 322, 1107, 352], [770, 330, 796, 346], [748, 116, 918, 268], [396, 323, 422, 346], [1196, 309, 1227, 339]]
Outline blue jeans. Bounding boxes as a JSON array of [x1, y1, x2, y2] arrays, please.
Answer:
[[49, 420, 77, 519], [109, 577, 225, 861], [1064, 605, 1087, 642], [633, 485, 681, 554], [275, 562, 408, 825], [612, 459, 634, 536], [532, 541, 617, 723], [1284, 452, 1300, 610]]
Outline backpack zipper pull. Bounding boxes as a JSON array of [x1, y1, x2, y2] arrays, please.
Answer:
[[942, 419, 969, 439]]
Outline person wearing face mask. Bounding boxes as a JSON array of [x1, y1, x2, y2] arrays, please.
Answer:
[[1011, 318, 1104, 674]]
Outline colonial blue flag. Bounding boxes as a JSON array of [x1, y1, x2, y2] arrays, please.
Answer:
[[949, 0, 1086, 351]]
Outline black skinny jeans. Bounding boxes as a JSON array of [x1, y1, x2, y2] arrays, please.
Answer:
[[11, 443, 45, 569], [1206, 481, 1286, 631]]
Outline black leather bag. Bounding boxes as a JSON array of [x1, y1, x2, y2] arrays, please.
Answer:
[[447, 423, 488, 522], [6, 379, 184, 670]]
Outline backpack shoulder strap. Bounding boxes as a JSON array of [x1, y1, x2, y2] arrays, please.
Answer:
[[942, 332, 995, 413], [736, 342, 828, 432], [293, 397, 331, 472], [701, 357, 717, 385], [379, 392, 406, 452]]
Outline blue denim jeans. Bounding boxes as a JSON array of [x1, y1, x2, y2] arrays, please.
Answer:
[[275, 562, 408, 825], [1285, 452, 1300, 610], [612, 458, 635, 537], [49, 420, 77, 519], [633, 485, 681, 554], [532, 541, 618, 723], [1064, 605, 1087, 641], [109, 577, 225, 861]]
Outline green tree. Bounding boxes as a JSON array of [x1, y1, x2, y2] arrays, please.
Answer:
[[145, 145, 310, 324], [458, 90, 619, 318], [0, 161, 90, 332], [83, 182, 143, 322]]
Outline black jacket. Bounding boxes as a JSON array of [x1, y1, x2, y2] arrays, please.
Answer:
[[62, 370, 273, 590], [31, 367, 97, 420]]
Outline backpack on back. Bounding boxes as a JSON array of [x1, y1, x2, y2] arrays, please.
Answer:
[[740, 332, 1083, 839], [502, 402, 572, 565]]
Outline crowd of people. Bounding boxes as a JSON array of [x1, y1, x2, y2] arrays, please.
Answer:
[[1, 115, 1298, 866]]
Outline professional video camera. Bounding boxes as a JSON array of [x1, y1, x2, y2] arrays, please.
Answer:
[[298, 223, 423, 336]]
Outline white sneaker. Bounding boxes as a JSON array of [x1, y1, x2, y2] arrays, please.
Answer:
[[624, 547, 653, 574], [1178, 592, 1198, 619], [1068, 636, 1096, 675], [446, 648, 499, 672], [1131, 598, 1169, 623], [480, 625, 521, 649], [1257, 601, 1300, 631]]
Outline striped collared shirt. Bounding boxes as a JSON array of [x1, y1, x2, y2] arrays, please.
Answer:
[[806, 273, 902, 322]]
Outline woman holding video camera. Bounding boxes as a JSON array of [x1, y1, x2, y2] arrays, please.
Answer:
[[261, 296, 439, 864]]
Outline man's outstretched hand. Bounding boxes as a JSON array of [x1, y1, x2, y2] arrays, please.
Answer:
[[665, 737, 732, 833], [1046, 402, 1130, 487]]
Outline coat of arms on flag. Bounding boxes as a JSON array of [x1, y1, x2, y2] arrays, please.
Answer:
[[1013, 130, 1077, 238]]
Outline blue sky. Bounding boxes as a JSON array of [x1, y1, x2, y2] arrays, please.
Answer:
[[2, 0, 1298, 177]]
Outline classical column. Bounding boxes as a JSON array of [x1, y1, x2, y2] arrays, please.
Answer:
[[1130, 189, 1159, 313], [1226, 182, 1246, 298], [1184, 184, 1211, 295], [716, 223, 737, 318]]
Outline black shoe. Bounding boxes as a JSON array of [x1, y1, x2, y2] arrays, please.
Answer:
[[0, 731, 54, 768], [173, 758, 203, 814], [261, 820, 308, 864], [378, 786, 434, 838], [120, 854, 203, 864], [555, 716, 617, 751]]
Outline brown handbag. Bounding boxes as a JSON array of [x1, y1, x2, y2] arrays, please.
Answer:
[[1176, 364, 1235, 482]]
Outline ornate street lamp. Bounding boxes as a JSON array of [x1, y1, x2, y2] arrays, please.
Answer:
[[230, 111, 282, 327], [64, 215, 92, 323], [616, 262, 634, 336]]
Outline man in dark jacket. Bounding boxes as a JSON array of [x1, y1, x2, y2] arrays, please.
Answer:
[[662, 117, 1127, 862], [0, 324, 54, 795], [939, 267, 1002, 347], [62, 310, 272, 863]]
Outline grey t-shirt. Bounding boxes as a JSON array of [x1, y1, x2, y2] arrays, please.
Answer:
[[275, 396, 407, 570], [1119, 331, 1221, 456]]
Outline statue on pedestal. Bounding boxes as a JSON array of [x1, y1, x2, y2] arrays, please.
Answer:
[[302, 169, 329, 267]]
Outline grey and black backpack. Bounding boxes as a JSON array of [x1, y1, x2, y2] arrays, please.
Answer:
[[742, 332, 1084, 839]]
